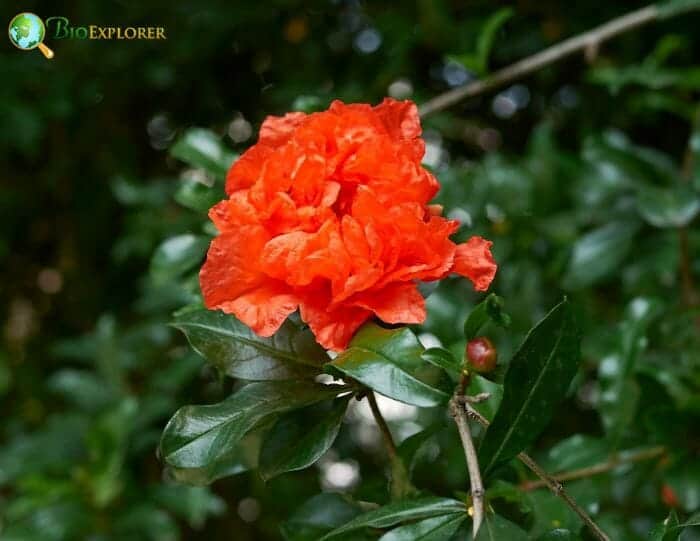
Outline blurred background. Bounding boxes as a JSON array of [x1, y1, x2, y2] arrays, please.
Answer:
[[1, 1, 699, 539]]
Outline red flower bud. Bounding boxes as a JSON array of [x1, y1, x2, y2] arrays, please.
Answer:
[[661, 484, 680, 508], [466, 337, 497, 373]]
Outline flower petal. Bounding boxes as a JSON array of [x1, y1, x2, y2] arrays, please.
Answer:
[[218, 282, 299, 337], [200, 225, 269, 308], [452, 236, 498, 291], [351, 282, 426, 324], [300, 289, 371, 351], [259, 111, 307, 146], [373, 97, 421, 140]]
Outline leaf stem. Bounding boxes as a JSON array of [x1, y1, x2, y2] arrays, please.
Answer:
[[519, 445, 666, 491], [458, 400, 611, 541], [366, 391, 397, 458], [419, 4, 694, 117], [449, 396, 485, 536]]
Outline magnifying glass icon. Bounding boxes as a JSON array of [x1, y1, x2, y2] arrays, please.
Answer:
[[8, 12, 54, 59]]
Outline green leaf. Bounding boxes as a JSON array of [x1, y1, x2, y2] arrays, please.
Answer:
[[174, 176, 223, 213], [397, 424, 445, 476], [173, 309, 328, 380], [564, 221, 640, 289], [657, 0, 700, 19], [479, 299, 581, 476], [448, 9, 513, 75], [475, 8, 514, 74], [164, 430, 258, 485], [637, 184, 700, 227], [159, 381, 345, 480], [649, 510, 681, 541], [170, 128, 237, 178], [475, 514, 528, 541], [150, 235, 209, 285], [422, 348, 461, 382], [259, 395, 350, 480], [539, 435, 608, 472], [281, 493, 367, 541], [537, 529, 579, 540], [466, 374, 503, 422], [649, 510, 700, 540], [379, 513, 466, 541], [328, 324, 448, 407], [464, 293, 511, 340], [319, 497, 466, 541]]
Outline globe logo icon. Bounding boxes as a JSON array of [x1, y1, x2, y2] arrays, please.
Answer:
[[8, 12, 54, 58]]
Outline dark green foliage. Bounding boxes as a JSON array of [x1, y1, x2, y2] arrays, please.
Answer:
[[3, 1, 700, 540]]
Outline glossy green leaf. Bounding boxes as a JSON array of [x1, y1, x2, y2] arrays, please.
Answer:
[[379, 513, 466, 541], [474, 514, 528, 541], [319, 497, 466, 541], [172, 309, 328, 380], [397, 424, 445, 476], [150, 234, 209, 285], [564, 221, 640, 288], [464, 293, 511, 340], [328, 324, 448, 407], [539, 435, 608, 472], [259, 395, 350, 480], [479, 299, 581, 475], [422, 347, 461, 382], [164, 429, 258, 486], [636, 184, 700, 228], [159, 381, 344, 479], [537, 529, 579, 540], [466, 374, 503, 422], [280, 493, 368, 541], [174, 176, 223, 213], [170, 128, 237, 178]]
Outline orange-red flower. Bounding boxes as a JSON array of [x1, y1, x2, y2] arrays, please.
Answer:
[[200, 99, 497, 351]]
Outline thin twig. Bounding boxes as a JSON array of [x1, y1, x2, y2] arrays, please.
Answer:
[[420, 4, 666, 117], [461, 402, 611, 541], [366, 391, 397, 458], [450, 396, 485, 536], [519, 445, 666, 491]]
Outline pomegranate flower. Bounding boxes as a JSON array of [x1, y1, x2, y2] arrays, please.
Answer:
[[200, 99, 497, 351]]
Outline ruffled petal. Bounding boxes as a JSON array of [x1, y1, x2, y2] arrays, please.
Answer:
[[300, 289, 372, 351], [225, 144, 273, 195], [259, 111, 307, 146], [373, 98, 421, 140], [218, 282, 299, 337], [200, 225, 269, 308], [350, 282, 426, 324], [452, 236, 497, 291]]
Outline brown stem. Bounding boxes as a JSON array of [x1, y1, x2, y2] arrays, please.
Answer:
[[459, 400, 611, 541], [519, 446, 666, 491], [419, 4, 695, 117], [450, 397, 485, 535], [366, 391, 397, 458]]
